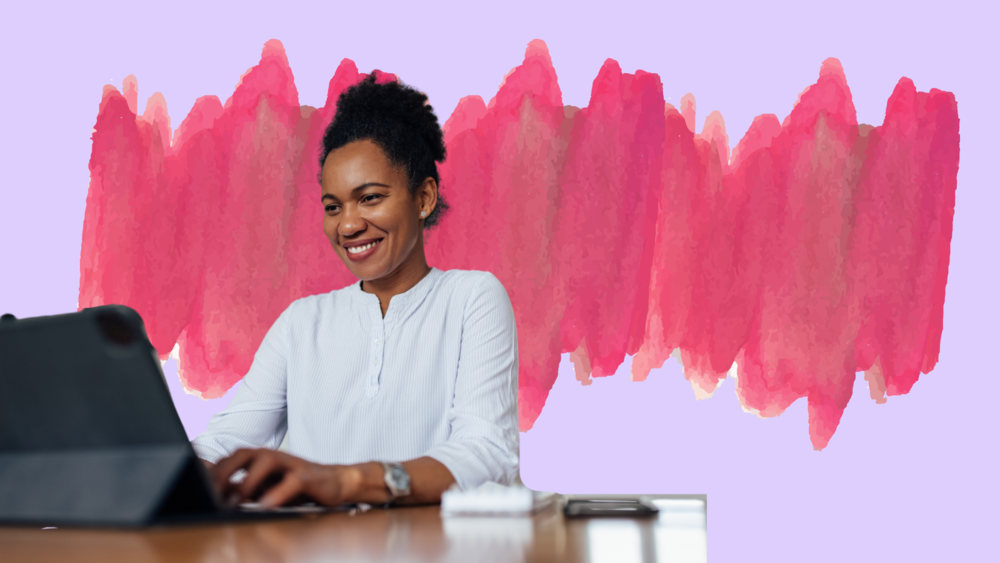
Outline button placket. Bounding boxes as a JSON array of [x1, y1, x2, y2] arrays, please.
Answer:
[[360, 269, 437, 399], [366, 303, 385, 398]]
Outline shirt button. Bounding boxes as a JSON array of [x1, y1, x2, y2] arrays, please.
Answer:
[[375, 339, 380, 345]]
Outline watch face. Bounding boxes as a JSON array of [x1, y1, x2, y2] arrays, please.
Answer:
[[391, 464, 410, 490]]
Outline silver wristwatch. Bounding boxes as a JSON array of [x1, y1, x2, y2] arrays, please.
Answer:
[[382, 462, 411, 502]]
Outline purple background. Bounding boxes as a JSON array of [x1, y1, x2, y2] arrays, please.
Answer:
[[2, 1, 996, 560]]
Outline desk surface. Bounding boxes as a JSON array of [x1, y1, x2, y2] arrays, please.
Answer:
[[0, 495, 707, 563]]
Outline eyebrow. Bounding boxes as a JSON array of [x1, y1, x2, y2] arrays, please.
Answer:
[[322, 182, 391, 202]]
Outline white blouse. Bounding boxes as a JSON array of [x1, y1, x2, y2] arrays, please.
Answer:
[[191, 268, 520, 490]]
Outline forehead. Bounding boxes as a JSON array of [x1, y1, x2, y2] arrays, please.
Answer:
[[321, 139, 405, 195]]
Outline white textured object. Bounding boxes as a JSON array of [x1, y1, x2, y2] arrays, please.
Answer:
[[441, 482, 555, 516]]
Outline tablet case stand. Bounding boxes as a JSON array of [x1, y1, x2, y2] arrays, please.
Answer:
[[0, 306, 225, 527], [0, 445, 218, 526]]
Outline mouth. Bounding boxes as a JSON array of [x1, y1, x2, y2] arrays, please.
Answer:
[[343, 238, 383, 262]]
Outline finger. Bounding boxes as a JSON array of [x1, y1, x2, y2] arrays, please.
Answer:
[[238, 453, 285, 500], [212, 449, 259, 491], [212, 449, 257, 493], [258, 471, 305, 508]]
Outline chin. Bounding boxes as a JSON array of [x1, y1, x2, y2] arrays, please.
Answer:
[[348, 263, 389, 282]]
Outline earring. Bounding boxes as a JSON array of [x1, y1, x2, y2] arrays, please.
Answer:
[[420, 211, 427, 218]]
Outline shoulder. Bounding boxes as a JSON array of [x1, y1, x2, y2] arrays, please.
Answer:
[[433, 269, 508, 301], [280, 283, 358, 325], [432, 269, 513, 321], [434, 269, 505, 293]]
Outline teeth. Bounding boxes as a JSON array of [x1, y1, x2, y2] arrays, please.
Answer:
[[347, 240, 380, 254]]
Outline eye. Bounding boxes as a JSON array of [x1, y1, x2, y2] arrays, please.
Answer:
[[361, 194, 383, 204], [324, 203, 340, 213]]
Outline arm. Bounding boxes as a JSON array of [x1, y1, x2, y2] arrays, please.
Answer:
[[423, 273, 520, 489], [191, 306, 292, 465], [211, 452, 454, 507]]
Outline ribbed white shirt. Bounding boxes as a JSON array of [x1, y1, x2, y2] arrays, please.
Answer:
[[191, 268, 520, 490]]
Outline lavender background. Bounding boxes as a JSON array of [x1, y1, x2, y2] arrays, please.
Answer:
[[2, 1, 996, 560]]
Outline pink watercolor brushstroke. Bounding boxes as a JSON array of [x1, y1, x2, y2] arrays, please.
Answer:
[[79, 39, 959, 449]]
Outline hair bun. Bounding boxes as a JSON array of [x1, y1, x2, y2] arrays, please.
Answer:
[[318, 73, 450, 228]]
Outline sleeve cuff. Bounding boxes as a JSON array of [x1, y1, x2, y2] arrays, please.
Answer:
[[425, 440, 518, 491], [190, 440, 229, 464]]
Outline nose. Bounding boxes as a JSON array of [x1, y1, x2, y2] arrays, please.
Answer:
[[338, 204, 366, 241]]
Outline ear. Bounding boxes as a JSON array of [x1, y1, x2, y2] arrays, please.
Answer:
[[416, 177, 438, 219]]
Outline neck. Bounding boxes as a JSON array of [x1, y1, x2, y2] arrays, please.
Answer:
[[361, 245, 431, 317]]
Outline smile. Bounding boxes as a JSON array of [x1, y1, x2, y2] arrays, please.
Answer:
[[347, 239, 382, 254], [342, 238, 384, 262]]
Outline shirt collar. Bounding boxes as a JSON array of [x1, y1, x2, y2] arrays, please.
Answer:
[[353, 267, 442, 321]]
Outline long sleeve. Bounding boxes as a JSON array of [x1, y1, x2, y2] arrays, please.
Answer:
[[425, 273, 520, 489], [190, 304, 293, 464]]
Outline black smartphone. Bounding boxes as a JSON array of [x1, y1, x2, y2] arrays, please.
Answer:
[[563, 499, 659, 518]]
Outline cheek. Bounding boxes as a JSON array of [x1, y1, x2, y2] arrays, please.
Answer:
[[395, 219, 421, 257], [323, 216, 337, 239], [386, 213, 415, 241]]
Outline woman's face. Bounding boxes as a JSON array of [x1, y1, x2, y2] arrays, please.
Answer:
[[321, 139, 435, 283]]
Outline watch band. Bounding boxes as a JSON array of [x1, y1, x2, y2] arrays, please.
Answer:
[[382, 462, 411, 503]]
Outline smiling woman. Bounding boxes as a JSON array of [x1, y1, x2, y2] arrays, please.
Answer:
[[320, 140, 435, 314], [190, 75, 519, 509]]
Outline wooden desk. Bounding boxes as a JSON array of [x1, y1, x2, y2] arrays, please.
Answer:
[[0, 495, 707, 563]]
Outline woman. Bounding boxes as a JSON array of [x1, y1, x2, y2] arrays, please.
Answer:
[[192, 74, 519, 508]]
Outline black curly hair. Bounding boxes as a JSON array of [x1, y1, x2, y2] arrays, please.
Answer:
[[319, 73, 449, 228]]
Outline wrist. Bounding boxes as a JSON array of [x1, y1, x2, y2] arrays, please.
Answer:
[[341, 462, 392, 504]]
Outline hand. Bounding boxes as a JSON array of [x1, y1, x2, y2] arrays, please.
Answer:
[[211, 449, 363, 508]]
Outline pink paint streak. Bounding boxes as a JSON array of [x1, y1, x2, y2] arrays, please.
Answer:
[[80, 40, 959, 449]]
